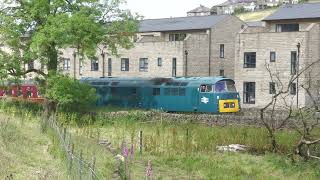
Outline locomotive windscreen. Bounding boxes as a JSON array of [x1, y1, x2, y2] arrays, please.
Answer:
[[215, 80, 236, 93]]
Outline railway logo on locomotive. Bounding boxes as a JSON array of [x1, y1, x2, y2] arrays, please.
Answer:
[[201, 97, 209, 104]]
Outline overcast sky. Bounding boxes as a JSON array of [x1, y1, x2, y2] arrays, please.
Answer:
[[124, 0, 226, 19]]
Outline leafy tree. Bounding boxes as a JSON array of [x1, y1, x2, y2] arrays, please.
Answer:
[[0, 0, 140, 116]]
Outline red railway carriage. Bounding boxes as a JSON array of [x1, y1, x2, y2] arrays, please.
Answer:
[[0, 84, 40, 98]]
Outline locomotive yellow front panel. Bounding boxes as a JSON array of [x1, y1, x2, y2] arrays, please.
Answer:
[[219, 99, 240, 113]]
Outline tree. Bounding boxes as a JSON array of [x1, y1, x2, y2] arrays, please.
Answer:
[[260, 58, 320, 157], [0, 0, 140, 116]]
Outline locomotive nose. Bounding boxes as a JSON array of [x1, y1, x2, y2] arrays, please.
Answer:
[[219, 99, 240, 113]]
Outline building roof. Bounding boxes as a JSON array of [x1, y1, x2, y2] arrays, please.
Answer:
[[264, 3, 320, 21], [187, 5, 211, 13], [139, 15, 228, 32]]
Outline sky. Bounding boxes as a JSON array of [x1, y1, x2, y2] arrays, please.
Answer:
[[124, 0, 226, 19]]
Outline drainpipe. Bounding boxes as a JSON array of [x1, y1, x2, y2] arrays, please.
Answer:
[[296, 42, 300, 108], [73, 51, 76, 79], [101, 51, 105, 78], [184, 50, 188, 77], [208, 29, 212, 76]]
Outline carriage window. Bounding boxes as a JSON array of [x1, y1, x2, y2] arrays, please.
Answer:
[[179, 88, 186, 96], [153, 88, 160, 96]]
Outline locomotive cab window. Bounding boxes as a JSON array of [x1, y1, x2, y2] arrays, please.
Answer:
[[214, 80, 237, 93], [200, 85, 213, 93]]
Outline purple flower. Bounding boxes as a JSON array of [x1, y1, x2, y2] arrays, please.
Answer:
[[123, 145, 129, 158], [146, 160, 152, 177]]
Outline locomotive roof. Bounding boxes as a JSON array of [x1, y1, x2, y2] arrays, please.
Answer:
[[81, 76, 234, 87]]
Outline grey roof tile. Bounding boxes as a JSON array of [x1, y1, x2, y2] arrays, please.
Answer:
[[139, 15, 228, 32], [264, 3, 320, 21]]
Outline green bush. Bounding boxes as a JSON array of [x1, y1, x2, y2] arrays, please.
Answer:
[[46, 74, 97, 112]]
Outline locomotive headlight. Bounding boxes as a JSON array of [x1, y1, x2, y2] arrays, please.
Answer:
[[217, 96, 220, 100], [230, 102, 235, 108]]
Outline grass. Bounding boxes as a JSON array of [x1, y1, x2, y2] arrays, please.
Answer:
[[0, 113, 67, 179], [1, 101, 319, 179], [236, 8, 278, 22], [62, 111, 320, 179]]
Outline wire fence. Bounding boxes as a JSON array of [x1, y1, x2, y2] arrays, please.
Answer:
[[46, 116, 101, 180]]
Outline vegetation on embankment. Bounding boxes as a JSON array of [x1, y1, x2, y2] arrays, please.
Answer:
[[0, 111, 66, 179], [236, 8, 277, 22], [1, 101, 320, 179]]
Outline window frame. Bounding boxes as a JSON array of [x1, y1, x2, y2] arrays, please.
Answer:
[[172, 58, 177, 77], [157, 57, 162, 67], [220, 44, 225, 58], [121, 58, 129, 71], [219, 69, 225, 76], [169, 33, 186, 41], [269, 82, 276, 94], [290, 83, 297, 95], [63, 58, 71, 71], [244, 52, 256, 68], [270, 51, 276, 62], [243, 82, 256, 104], [28, 61, 34, 70], [291, 51, 297, 75], [91, 57, 99, 71], [139, 58, 149, 72], [276, 24, 299, 32]]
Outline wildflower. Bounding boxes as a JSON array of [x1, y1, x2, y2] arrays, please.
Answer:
[[123, 145, 129, 158], [146, 160, 152, 178]]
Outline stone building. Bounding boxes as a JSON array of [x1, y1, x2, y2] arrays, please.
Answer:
[[61, 15, 244, 79], [235, 3, 320, 108], [187, 5, 212, 16]]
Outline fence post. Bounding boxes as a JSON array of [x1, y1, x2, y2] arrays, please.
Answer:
[[68, 143, 74, 175], [63, 127, 66, 141], [78, 150, 83, 180], [139, 131, 143, 154], [88, 156, 96, 180]]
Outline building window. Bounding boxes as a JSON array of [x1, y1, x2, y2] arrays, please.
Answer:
[[219, 69, 224, 76], [220, 44, 224, 58], [108, 58, 112, 76], [244, 52, 256, 68], [243, 82, 255, 104], [276, 24, 299, 32], [28, 61, 34, 70], [91, 57, 99, 71], [270, 52, 276, 62], [79, 58, 83, 76], [169, 34, 186, 41], [63, 58, 71, 71], [172, 58, 177, 77], [291, 51, 297, 75], [121, 58, 129, 71], [269, 82, 276, 94], [157, 58, 162, 67], [290, 83, 297, 95], [139, 58, 148, 72]]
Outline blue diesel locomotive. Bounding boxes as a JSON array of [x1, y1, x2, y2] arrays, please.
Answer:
[[81, 76, 240, 113]]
